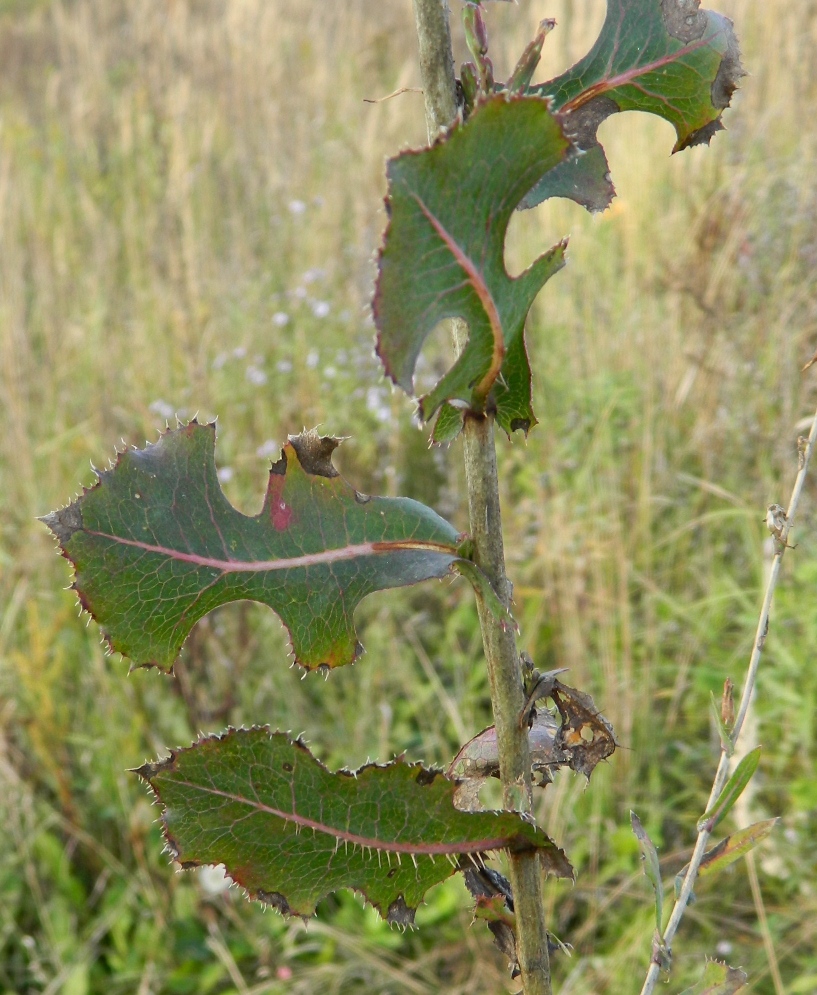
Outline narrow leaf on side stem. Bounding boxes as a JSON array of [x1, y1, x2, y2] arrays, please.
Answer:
[[697, 747, 761, 833], [709, 690, 734, 757], [674, 819, 778, 898], [135, 727, 573, 922], [631, 812, 663, 931]]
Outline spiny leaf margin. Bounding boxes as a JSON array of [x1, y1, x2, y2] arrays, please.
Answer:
[[41, 421, 470, 672], [135, 726, 573, 923], [374, 94, 570, 437], [522, 0, 745, 213]]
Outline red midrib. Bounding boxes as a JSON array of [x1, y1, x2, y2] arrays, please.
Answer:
[[169, 778, 520, 855], [87, 530, 455, 573], [561, 30, 724, 115]]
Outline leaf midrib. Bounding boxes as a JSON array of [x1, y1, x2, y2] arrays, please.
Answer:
[[84, 530, 457, 573], [162, 777, 521, 855]]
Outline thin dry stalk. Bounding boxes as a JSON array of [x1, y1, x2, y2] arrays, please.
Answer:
[[639, 402, 817, 995]]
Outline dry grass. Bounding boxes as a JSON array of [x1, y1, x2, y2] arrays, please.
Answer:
[[1, 0, 817, 992]]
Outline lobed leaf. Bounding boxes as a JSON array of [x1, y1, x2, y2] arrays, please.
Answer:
[[522, 0, 744, 213], [135, 727, 573, 923], [374, 94, 570, 437], [42, 423, 469, 671]]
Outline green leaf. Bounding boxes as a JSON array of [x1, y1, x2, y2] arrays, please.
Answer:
[[374, 94, 569, 436], [473, 894, 516, 930], [709, 690, 734, 757], [679, 959, 748, 995], [675, 819, 778, 897], [631, 811, 663, 931], [431, 402, 466, 445], [697, 747, 761, 833], [42, 423, 468, 672], [522, 0, 744, 213], [135, 727, 573, 922], [453, 558, 516, 633]]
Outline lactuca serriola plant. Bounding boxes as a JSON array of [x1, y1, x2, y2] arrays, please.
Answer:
[[44, 0, 743, 986]]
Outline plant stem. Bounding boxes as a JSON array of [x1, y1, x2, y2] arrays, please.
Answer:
[[410, 2, 551, 992], [639, 403, 817, 995]]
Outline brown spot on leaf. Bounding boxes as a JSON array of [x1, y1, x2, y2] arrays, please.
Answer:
[[386, 895, 415, 927], [289, 431, 341, 478], [40, 503, 84, 545], [660, 0, 707, 42], [257, 890, 294, 916]]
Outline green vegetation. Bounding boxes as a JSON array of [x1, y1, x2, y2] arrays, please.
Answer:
[[1, 1, 816, 992]]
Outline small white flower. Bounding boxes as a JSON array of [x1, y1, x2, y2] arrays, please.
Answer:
[[288, 199, 307, 215], [272, 312, 290, 327], [276, 359, 293, 374], [246, 365, 268, 386], [306, 349, 319, 369], [323, 366, 337, 379], [312, 300, 331, 319], [217, 467, 234, 483], [212, 352, 228, 370], [366, 386, 391, 423], [256, 439, 279, 459], [233, 346, 247, 359], [149, 400, 175, 419]]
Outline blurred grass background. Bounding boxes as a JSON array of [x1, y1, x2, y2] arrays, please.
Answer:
[[1, 0, 816, 992]]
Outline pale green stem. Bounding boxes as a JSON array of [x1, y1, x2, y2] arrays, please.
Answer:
[[410, 2, 552, 993]]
